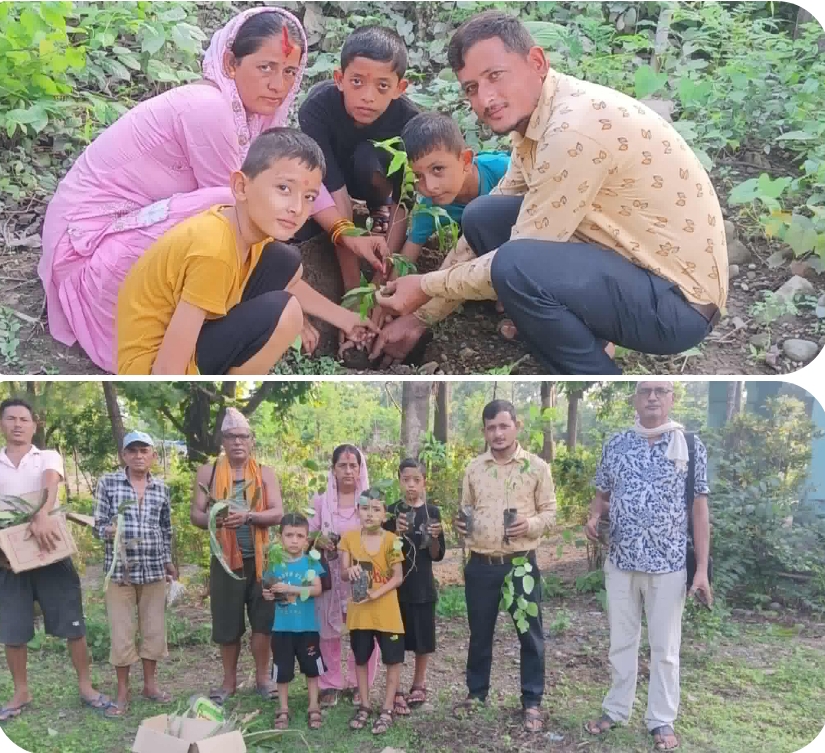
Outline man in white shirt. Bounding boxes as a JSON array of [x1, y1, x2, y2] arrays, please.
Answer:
[[0, 398, 112, 721]]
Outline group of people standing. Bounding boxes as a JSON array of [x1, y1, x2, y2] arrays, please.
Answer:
[[0, 384, 711, 750], [38, 6, 727, 375]]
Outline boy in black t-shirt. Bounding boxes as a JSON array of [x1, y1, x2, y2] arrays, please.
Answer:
[[384, 459, 445, 710], [298, 26, 419, 291]]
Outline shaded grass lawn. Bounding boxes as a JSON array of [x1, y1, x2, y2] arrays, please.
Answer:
[[1, 589, 823, 753]]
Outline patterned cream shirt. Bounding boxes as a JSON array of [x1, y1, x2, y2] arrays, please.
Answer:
[[417, 69, 728, 325], [462, 444, 556, 556]]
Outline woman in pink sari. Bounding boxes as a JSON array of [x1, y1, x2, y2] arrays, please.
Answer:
[[40, 7, 385, 372], [310, 444, 380, 707]]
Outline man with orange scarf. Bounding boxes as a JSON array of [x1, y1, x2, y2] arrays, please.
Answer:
[[191, 408, 284, 703]]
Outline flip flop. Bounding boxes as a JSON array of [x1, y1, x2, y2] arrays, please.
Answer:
[[142, 690, 173, 704], [81, 693, 115, 714], [104, 701, 129, 719], [255, 684, 278, 700], [0, 702, 30, 723], [208, 687, 233, 705]]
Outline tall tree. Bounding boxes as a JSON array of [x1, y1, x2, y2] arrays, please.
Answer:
[[563, 382, 596, 450], [401, 382, 432, 459], [102, 383, 125, 451], [726, 381, 744, 421], [540, 382, 556, 461], [434, 382, 450, 445]]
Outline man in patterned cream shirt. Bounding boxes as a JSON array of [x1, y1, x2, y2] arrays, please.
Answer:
[[452, 399, 556, 733], [374, 11, 727, 374]]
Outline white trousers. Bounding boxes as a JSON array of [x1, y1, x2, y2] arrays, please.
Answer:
[[602, 558, 686, 731]]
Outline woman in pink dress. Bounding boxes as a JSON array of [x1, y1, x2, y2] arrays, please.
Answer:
[[40, 7, 384, 372], [310, 444, 380, 707]]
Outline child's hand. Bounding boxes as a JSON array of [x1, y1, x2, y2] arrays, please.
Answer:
[[365, 589, 378, 601], [272, 583, 290, 595], [346, 564, 362, 582], [395, 514, 409, 534], [341, 311, 379, 343], [428, 522, 443, 537], [262, 588, 275, 601]]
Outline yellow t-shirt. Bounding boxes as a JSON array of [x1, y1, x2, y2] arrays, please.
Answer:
[[340, 529, 404, 633], [116, 206, 268, 375]]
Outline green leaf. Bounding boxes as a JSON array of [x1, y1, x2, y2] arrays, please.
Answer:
[[514, 567, 526, 577], [305, 569, 316, 580], [523, 563, 533, 572], [516, 618, 529, 634], [517, 596, 529, 610], [141, 25, 166, 55], [208, 503, 244, 581], [522, 574, 535, 595], [500, 591, 514, 611], [388, 151, 406, 176], [728, 178, 761, 205], [299, 587, 310, 601], [634, 65, 668, 99], [525, 602, 539, 618]]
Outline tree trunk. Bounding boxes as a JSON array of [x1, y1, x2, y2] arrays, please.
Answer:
[[102, 383, 126, 452], [726, 381, 744, 422], [26, 382, 46, 448], [185, 385, 216, 463], [540, 382, 556, 462], [566, 390, 582, 450], [401, 382, 432, 459], [795, 7, 825, 51], [650, 4, 674, 73], [434, 382, 450, 446]]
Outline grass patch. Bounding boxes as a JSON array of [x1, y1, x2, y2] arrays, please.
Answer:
[[436, 585, 467, 619]]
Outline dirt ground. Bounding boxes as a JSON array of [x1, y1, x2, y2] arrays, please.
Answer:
[[1, 157, 823, 376]]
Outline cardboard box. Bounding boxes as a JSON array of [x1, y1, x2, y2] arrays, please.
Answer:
[[132, 715, 246, 753], [0, 513, 78, 573], [65, 511, 95, 528]]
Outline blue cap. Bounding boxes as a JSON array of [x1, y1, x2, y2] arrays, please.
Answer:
[[122, 431, 154, 449]]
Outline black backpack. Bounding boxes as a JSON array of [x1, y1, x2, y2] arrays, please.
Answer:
[[685, 432, 713, 590]]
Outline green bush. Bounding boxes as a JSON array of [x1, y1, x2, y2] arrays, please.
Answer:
[[436, 585, 467, 619]]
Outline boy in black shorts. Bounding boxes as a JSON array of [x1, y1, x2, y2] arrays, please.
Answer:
[[298, 26, 419, 291], [262, 514, 326, 731], [385, 459, 445, 710], [340, 489, 405, 735]]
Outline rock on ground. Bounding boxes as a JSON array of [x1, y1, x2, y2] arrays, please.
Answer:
[[782, 338, 819, 363], [774, 275, 816, 302]]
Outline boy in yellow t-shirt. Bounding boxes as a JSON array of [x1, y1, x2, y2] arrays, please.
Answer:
[[340, 488, 405, 736], [116, 127, 377, 375]]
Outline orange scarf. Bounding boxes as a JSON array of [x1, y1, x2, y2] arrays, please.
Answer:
[[213, 455, 267, 581]]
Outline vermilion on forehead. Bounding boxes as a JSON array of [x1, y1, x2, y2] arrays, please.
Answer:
[[244, 36, 302, 67]]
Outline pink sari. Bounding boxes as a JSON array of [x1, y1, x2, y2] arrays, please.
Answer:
[[39, 7, 334, 372], [310, 454, 379, 691]]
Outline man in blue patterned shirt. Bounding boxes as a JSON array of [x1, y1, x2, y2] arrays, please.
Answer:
[[583, 382, 712, 752], [93, 431, 176, 717]]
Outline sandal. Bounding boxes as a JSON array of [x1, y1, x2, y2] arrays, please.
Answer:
[[393, 691, 410, 716], [585, 713, 618, 736], [274, 709, 290, 731], [255, 683, 278, 700], [0, 702, 30, 723], [369, 206, 391, 235], [349, 705, 371, 731], [651, 724, 680, 751], [319, 689, 339, 708], [208, 687, 233, 705], [407, 685, 427, 707], [371, 709, 393, 735], [81, 693, 115, 714], [452, 696, 486, 717], [142, 689, 172, 704], [523, 706, 544, 733], [104, 701, 129, 719], [307, 708, 322, 730]]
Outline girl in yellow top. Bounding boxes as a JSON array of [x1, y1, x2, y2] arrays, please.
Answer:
[[340, 489, 405, 736], [116, 128, 376, 375]]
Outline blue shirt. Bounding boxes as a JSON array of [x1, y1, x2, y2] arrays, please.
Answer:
[[266, 555, 325, 633], [594, 431, 709, 574], [408, 151, 511, 244]]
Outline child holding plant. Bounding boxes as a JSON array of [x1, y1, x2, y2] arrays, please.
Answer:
[[339, 489, 405, 735], [395, 112, 510, 270], [262, 513, 327, 731], [116, 127, 377, 375], [384, 459, 445, 711]]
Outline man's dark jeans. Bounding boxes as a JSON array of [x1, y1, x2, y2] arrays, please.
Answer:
[[461, 195, 715, 374], [464, 552, 545, 709]]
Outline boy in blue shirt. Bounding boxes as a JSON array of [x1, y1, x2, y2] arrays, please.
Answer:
[[262, 513, 326, 731], [395, 112, 511, 268]]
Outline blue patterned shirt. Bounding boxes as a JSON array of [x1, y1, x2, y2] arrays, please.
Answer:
[[594, 430, 709, 574]]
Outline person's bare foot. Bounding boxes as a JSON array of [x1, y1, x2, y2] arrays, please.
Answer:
[[605, 342, 616, 359], [498, 318, 518, 340]]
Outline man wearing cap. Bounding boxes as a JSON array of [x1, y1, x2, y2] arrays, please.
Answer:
[[190, 408, 284, 703], [93, 430, 175, 717], [0, 398, 112, 721], [583, 382, 713, 752]]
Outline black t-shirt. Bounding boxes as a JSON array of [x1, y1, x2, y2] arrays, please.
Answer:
[[384, 500, 445, 604], [298, 80, 419, 194]]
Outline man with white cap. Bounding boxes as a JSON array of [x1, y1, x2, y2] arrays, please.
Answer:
[[583, 382, 712, 752], [93, 430, 175, 717], [191, 408, 284, 703]]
